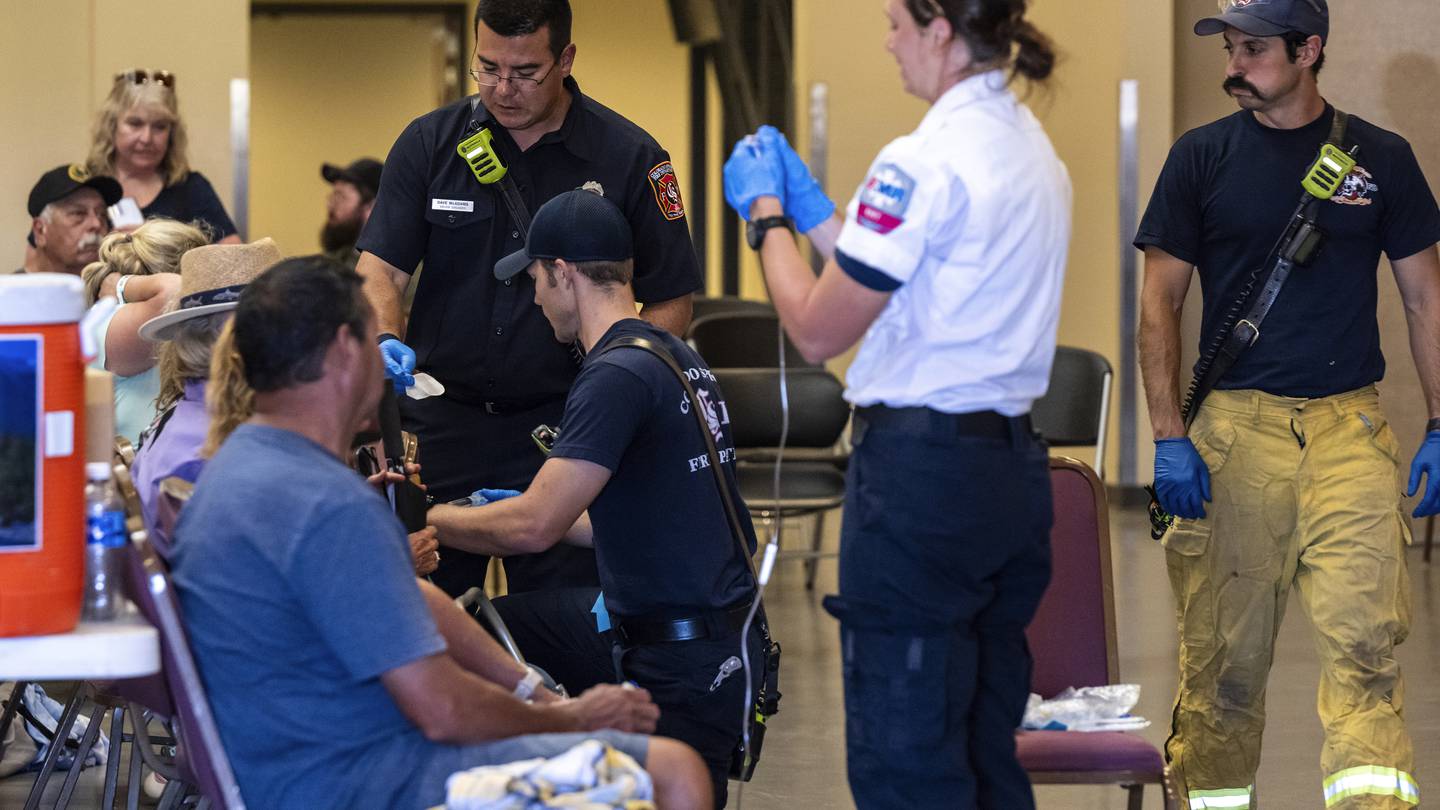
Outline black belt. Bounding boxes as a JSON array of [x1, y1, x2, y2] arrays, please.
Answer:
[[439, 388, 565, 415], [611, 602, 754, 647], [855, 406, 1032, 440]]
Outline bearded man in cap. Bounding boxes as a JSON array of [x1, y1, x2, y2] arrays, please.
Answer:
[[1135, 1, 1440, 806], [20, 164, 121, 275], [320, 158, 383, 270]]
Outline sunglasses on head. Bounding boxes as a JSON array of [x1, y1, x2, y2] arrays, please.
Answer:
[[114, 69, 175, 88]]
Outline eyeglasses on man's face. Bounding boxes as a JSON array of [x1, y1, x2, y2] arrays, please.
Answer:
[[468, 59, 557, 89]]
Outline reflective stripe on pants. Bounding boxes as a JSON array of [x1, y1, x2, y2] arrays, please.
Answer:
[[1323, 766, 1419, 807], [1187, 786, 1252, 808]]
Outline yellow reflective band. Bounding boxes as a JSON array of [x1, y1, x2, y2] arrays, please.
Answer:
[[1188, 786, 1253, 809], [1323, 766, 1419, 806]]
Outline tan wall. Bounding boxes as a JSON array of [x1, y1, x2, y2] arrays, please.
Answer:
[[1, 0, 247, 268], [792, 0, 1175, 480], [250, 10, 459, 254], [1171, 0, 1440, 515]]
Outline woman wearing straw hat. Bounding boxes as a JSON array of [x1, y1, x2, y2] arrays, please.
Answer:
[[131, 238, 283, 551]]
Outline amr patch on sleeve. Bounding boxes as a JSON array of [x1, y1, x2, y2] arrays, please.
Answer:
[[856, 163, 916, 235], [648, 161, 686, 221]]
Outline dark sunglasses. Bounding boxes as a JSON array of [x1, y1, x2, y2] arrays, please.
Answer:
[[114, 69, 175, 89]]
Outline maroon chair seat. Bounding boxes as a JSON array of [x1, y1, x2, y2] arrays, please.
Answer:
[[1017, 730, 1165, 773], [1019, 458, 1176, 810]]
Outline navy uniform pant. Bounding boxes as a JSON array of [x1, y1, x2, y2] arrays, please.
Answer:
[[401, 393, 599, 596], [824, 409, 1052, 809], [493, 587, 764, 808]]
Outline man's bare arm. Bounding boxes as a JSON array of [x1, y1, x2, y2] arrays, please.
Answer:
[[356, 251, 411, 338], [428, 457, 609, 556], [638, 293, 692, 337], [1137, 246, 1196, 440], [1392, 244, 1440, 419]]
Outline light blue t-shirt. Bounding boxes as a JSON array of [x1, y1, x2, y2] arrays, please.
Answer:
[[171, 424, 446, 809], [91, 305, 160, 445]]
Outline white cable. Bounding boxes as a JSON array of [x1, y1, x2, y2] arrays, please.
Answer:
[[734, 316, 790, 808]]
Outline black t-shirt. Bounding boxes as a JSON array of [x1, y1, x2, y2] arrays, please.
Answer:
[[1136, 105, 1440, 397], [142, 172, 238, 242], [357, 78, 703, 406], [550, 319, 757, 619]]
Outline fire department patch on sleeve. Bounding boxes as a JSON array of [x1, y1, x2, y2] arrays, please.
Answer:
[[647, 161, 686, 221], [856, 163, 915, 235]]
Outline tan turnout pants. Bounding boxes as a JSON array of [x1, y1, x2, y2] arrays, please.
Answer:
[[1164, 387, 1417, 809]]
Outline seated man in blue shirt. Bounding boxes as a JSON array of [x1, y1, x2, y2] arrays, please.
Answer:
[[427, 190, 767, 808], [170, 255, 710, 810]]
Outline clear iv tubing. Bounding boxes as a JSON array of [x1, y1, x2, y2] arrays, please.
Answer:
[[734, 315, 789, 808]]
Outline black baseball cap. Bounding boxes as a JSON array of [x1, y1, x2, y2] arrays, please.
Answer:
[[494, 190, 633, 281], [1195, 0, 1329, 45], [321, 158, 384, 198], [28, 164, 123, 218]]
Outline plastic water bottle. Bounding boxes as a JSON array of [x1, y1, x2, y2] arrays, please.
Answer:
[[82, 462, 127, 621]]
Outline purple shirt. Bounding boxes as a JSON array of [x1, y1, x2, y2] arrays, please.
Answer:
[[132, 379, 208, 554]]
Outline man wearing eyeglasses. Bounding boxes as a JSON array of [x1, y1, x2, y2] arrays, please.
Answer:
[[18, 164, 121, 275], [356, 0, 702, 598]]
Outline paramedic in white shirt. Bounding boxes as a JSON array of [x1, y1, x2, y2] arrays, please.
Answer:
[[721, 1, 1072, 807]]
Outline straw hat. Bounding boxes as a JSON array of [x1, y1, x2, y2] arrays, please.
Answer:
[[139, 238, 283, 342]]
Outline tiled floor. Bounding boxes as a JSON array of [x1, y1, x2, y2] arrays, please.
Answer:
[[5, 503, 1437, 809]]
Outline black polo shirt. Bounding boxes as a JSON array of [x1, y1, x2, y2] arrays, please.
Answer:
[[357, 78, 702, 407]]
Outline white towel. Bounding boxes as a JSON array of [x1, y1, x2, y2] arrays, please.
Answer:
[[445, 739, 654, 810]]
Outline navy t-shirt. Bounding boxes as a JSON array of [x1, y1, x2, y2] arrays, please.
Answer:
[[143, 171, 238, 241], [550, 319, 758, 618], [1136, 105, 1440, 397]]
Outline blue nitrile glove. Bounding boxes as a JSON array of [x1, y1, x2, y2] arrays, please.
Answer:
[[1153, 437, 1211, 520], [378, 337, 416, 392], [1406, 432, 1440, 517], [756, 125, 835, 233], [466, 488, 522, 507], [723, 135, 785, 221]]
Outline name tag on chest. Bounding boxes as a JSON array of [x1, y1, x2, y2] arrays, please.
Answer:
[[431, 198, 474, 213]]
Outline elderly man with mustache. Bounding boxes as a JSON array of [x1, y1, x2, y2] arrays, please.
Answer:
[[19, 164, 120, 275]]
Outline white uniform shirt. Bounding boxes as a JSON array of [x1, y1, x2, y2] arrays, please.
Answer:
[[834, 70, 1072, 416]]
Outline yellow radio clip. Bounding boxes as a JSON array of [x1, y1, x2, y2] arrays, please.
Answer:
[[1302, 143, 1357, 201], [457, 128, 508, 185]]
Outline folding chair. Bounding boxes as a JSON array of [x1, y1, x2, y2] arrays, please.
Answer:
[[1031, 346, 1113, 477], [122, 530, 247, 810], [688, 294, 774, 324], [716, 367, 850, 589], [686, 311, 813, 369], [1018, 457, 1177, 810]]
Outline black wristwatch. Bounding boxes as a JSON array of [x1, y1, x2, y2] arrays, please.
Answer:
[[746, 216, 792, 250], [1427, 417, 1440, 434]]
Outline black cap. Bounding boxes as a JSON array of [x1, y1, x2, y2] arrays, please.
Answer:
[[494, 190, 633, 281], [321, 158, 384, 198], [28, 164, 123, 218], [1195, 0, 1329, 45]]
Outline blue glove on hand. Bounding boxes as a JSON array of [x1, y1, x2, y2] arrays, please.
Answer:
[[379, 338, 416, 392], [756, 125, 835, 233], [1406, 431, 1440, 517], [1154, 438, 1211, 520], [723, 135, 785, 221], [465, 488, 522, 507]]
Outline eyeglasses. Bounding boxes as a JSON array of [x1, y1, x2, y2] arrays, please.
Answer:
[[114, 69, 175, 88], [468, 60, 557, 89]]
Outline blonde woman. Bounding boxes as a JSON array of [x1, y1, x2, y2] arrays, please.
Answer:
[[82, 219, 210, 443], [87, 70, 238, 243]]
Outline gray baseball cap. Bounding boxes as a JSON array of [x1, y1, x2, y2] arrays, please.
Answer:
[[1195, 0, 1329, 45]]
